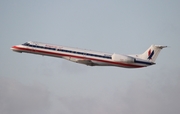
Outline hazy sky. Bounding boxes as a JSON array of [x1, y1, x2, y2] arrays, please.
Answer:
[[1, 0, 180, 114]]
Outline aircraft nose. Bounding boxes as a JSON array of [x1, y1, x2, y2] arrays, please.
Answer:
[[11, 45, 16, 50], [11, 45, 22, 53]]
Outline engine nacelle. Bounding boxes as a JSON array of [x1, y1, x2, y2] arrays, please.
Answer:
[[112, 54, 135, 63]]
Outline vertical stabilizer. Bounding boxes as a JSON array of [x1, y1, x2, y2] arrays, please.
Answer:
[[138, 45, 167, 62]]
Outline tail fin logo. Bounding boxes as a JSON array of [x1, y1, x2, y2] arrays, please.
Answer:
[[148, 49, 154, 60]]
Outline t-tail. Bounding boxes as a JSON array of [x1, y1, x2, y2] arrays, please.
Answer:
[[138, 45, 167, 62]]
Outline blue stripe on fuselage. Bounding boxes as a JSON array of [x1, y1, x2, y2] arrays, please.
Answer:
[[134, 59, 154, 65]]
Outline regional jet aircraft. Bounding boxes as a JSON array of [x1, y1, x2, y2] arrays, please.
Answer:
[[11, 41, 167, 68]]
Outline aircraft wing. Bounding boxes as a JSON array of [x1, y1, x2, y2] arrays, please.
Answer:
[[64, 57, 95, 66], [76, 59, 95, 66]]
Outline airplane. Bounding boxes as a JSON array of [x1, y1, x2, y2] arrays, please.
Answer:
[[11, 41, 167, 68]]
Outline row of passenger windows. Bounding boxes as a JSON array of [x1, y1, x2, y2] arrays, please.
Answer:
[[22, 43, 112, 59], [58, 49, 111, 59]]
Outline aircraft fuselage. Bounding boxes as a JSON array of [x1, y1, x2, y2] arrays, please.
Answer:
[[11, 41, 156, 68]]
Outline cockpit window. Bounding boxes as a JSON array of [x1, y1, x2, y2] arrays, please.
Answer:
[[22, 42, 29, 46]]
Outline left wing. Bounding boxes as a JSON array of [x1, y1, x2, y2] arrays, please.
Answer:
[[63, 57, 95, 66]]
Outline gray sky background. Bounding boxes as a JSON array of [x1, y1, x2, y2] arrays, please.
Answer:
[[0, 0, 180, 114]]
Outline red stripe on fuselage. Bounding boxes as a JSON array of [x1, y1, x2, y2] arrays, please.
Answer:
[[12, 45, 145, 68]]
